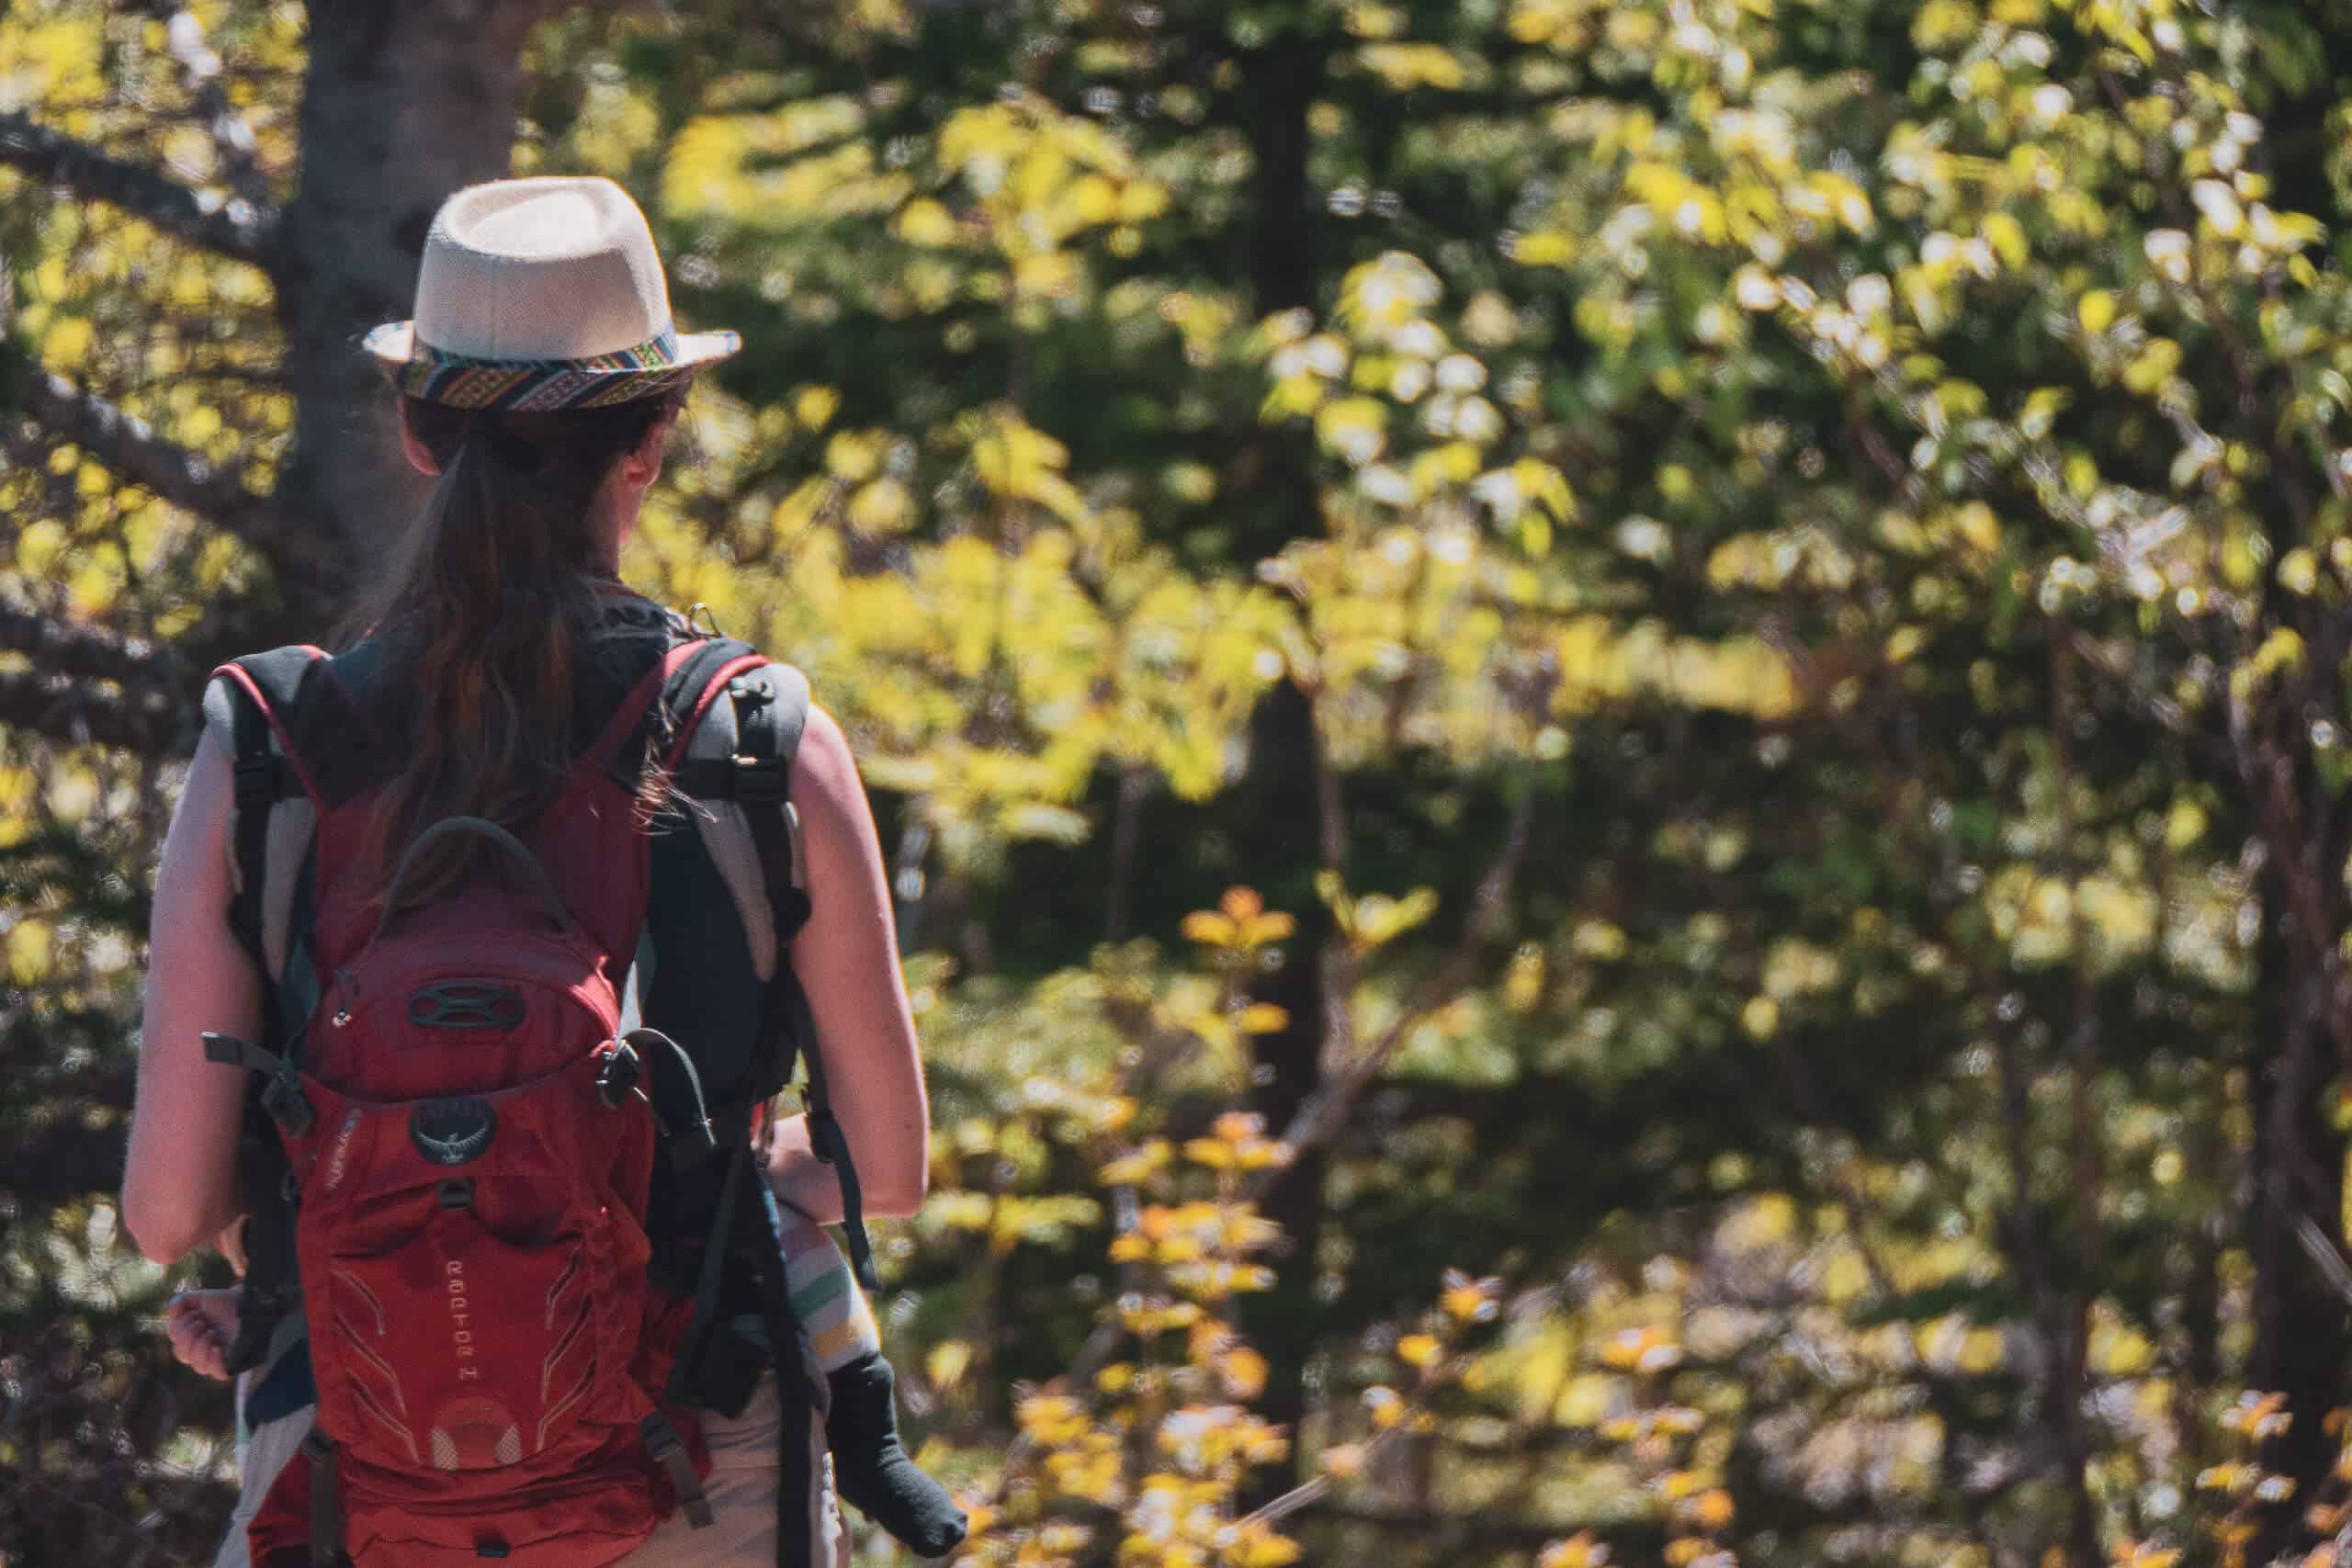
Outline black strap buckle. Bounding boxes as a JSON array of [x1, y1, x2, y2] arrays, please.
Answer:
[[732, 753, 786, 808], [260, 1063, 316, 1137], [641, 1413, 715, 1529], [210, 1031, 315, 1137]]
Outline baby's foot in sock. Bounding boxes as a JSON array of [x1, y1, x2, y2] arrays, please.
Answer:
[[774, 1216, 966, 1556], [827, 1352, 967, 1558]]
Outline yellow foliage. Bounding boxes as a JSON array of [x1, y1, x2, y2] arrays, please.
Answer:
[[0, 17, 105, 108], [1537, 1535, 1609, 1568], [7, 919, 53, 986], [927, 1339, 973, 1391], [896, 197, 959, 246], [40, 314, 94, 373], [1357, 42, 1473, 91]]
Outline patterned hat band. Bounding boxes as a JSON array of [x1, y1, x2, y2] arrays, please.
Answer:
[[368, 322, 742, 412]]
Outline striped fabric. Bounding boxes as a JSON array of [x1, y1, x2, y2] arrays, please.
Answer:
[[364, 323, 741, 412], [776, 1216, 879, 1374]]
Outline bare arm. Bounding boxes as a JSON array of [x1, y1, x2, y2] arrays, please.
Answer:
[[122, 734, 258, 1264], [765, 704, 932, 1222]]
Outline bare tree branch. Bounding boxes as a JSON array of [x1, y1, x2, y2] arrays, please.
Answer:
[[2296, 1215, 2352, 1310], [0, 665, 189, 755], [0, 111, 280, 274], [17, 370, 326, 589], [1290, 1501, 1588, 1551], [0, 604, 183, 690], [1252, 778, 1540, 1200]]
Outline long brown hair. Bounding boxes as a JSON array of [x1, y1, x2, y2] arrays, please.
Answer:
[[345, 389, 685, 908]]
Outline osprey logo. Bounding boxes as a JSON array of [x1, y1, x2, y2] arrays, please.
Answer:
[[409, 1098, 496, 1167]]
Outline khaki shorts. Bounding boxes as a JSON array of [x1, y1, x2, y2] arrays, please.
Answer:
[[212, 1374, 315, 1568], [215, 1376, 842, 1568], [628, 1375, 844, 1567]]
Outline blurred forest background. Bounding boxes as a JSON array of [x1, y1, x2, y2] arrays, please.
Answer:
[[9, 0, 2352, 1562]]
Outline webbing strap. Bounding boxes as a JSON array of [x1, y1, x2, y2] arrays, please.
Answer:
[[225, 683, 278, 970], [642, 1413, 714, 1530], [204, 1031, 315, 1137], [303, 1429, 341, 1568], [277, 846, 323, 1067], [788, 982, 877, 1292], [203, 1030, 285, 1077], [751, 1192, 818, 1568], [233, 843, 319, 1398]]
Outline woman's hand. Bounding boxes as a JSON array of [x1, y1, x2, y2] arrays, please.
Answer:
[[165, 1289, 241, 1382]]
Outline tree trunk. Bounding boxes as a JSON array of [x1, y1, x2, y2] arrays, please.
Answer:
[[1232, 25, 1333, 1518], [276, 0, 549, 596], [2249, 877, 2350, 1562], [1238, 683, 1338, 1517]]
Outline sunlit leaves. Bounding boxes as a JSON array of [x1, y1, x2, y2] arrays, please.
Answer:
[[662, 94, 905, 225], [28, 0, 2352, 1557], [964, 405, 1090, 525]]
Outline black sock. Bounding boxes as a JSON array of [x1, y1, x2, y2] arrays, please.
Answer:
[[826, 1352, 967, 1557]]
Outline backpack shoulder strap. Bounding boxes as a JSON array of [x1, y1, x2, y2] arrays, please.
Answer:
[[651, 635, 762, 774], [205, 646, 328, 971], [209, 644, 389, 808], [202, 648, 342, 1406], [721, 668, 880, 1291], [662, 648, 878, 1292], [207, 643, 390, 976]]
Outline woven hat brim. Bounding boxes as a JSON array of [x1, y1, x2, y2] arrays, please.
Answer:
[[365, 321, 741, 412]]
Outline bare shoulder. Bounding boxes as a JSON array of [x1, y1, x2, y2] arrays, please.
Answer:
[[789, 703, 871, 838], [172, 726, 238, 864], [148, 722, 239, 942]]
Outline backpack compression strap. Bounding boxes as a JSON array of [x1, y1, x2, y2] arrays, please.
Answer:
[[666, 646, 881, 1292]]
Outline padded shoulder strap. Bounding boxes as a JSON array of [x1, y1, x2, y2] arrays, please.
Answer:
[[662, 650, 877, 1291], [208, 647, 328, 968], [211, 645, 388, 811], [729, 673, 877, 1292], [660, 636, 760, 753]]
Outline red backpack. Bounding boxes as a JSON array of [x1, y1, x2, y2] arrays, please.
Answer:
[[205, 627, 870, 1566]]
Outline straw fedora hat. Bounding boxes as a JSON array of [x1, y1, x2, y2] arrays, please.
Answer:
[[364, 175, 739, 412]]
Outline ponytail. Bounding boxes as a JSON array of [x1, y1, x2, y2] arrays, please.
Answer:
[[345, 390, 684, 908]]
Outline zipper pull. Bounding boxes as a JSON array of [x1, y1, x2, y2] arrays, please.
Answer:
[[331, 968, 357, 1029]]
